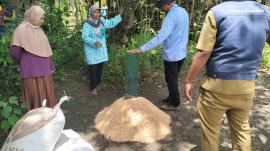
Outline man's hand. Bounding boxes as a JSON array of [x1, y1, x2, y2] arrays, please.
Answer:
[[96, 41, 102, 48], [127, 48, 142, 54], [184, 81, 193, 102]]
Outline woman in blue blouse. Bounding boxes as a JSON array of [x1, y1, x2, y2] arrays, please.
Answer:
[[82, 5, 122, 95]]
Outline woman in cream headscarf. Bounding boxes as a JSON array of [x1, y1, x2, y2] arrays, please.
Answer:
[[10, 6, 56, 109]]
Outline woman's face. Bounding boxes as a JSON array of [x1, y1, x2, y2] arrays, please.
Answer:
[[32, 14, 45, 26], [93, 9, 101, 20]]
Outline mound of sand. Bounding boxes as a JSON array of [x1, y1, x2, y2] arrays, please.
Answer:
[[95, 97, 171, 143]]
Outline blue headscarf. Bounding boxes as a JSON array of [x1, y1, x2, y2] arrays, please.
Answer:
[[87, 5, 103, 28]]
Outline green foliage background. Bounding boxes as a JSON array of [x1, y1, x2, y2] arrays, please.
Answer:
[[1, 0, 270, 133], [0, 33, 27, 132]]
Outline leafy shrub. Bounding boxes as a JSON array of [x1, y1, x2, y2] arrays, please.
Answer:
[[262, 44, 270, 70], [0, 96, 27, 132], [102, 32, 163, 83], [0, 34, 20, 96], [38, 2, 85, 81], [0, 33, 27, 132], [182, 41, 197, 72]]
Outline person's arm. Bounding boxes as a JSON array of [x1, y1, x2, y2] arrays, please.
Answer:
[[184, 11, 217, 102], [82, 23, 98, 47], [50, 58, 55, 73], [128, 13, 174, 54], [101, 15, 122, 29], [185, 51, 211, 101], [9, 45, 21, 63]]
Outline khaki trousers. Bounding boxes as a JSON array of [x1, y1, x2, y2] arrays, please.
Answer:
[[197, 88, 255, 151]]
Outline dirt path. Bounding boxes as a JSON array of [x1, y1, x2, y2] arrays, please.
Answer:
[[53, 69, 270, 151], [1, 70, 269, 150]]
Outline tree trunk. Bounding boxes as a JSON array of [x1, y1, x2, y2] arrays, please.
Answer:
[[189, 0, 195, 26], [11, 0, 31, 14], [49, 0, 55, 6], [114, 0, 139, 44]]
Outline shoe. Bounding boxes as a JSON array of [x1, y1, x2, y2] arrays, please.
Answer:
[[159, 104, 180, 111], [161, 97, 171, 103]]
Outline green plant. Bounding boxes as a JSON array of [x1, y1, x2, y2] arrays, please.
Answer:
[[262, 44, 270, 70], [0, 96, 27, 132], [51, 25, 84, 70], [102, 43, 126, 83], [130, 32, 163, 78], [182, 41, 197, 72], [0, 33, 27, 132], [136, 0, 161, 32], [0, 34, 20, 96], [103, 31, 163, 83], [38, 1, 85, 79]]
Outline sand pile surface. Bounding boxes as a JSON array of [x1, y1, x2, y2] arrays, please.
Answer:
[[95, 97, 171, 143]]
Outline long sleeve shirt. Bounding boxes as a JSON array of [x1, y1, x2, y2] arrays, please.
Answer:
[[82, 15, 122, 65], [10, 45, 55, 79], [140, 4, 189, 62]]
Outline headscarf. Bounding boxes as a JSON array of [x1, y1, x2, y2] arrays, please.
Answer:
[[11, 6, 52, 57], [86, 5, 103, 28]]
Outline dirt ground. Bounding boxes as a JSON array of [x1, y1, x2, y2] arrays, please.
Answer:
[[1, 69, 270, 150]]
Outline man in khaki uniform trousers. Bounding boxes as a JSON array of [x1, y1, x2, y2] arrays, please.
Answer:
[[185, 0, 270, 150]]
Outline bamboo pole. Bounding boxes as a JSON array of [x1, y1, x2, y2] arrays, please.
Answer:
[[189, 0, 195, 26]]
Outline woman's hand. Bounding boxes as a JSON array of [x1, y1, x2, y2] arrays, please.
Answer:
[[118, 7, 123, 16], [96, 41, 102, 48]]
